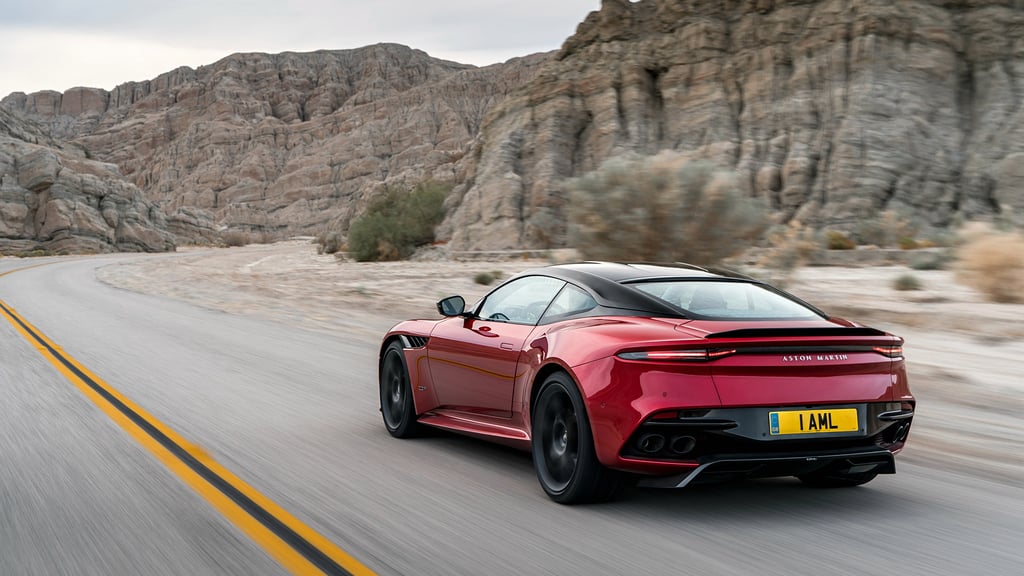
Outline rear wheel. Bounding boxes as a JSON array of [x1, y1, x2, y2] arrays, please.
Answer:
[[532, 372, 624, 504], [380, 341, 421, 438], [798, 470, 878, 488]]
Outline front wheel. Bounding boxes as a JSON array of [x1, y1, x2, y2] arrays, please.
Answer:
[[380, 341, 421, 438], [532, 372, 624, 504]]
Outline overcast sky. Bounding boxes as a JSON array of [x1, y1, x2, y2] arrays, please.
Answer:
[[0, 0, 600, 98]]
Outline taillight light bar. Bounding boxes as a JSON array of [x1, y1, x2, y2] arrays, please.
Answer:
[[872, 345, 904, 358], [617, 349, 737, 362]]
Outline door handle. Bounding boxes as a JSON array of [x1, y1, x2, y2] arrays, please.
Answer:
[[500, 342, 515, 350]]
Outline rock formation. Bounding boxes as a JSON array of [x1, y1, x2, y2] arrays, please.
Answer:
[[3, 3, 1023, 252], [3, 44, 551, 243], [0, 107, 175, 253], [443, 0, 1024, 249]]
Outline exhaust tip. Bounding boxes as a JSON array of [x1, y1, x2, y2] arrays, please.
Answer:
[[637, 434, 666, 454], [669, 435, 696, 455], [893, 423, 910, 443]]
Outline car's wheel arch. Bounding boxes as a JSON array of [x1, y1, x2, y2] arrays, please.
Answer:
[[378, 335, 423, 415], [379, 335, 404, 366], [528, 362, 584, 428]]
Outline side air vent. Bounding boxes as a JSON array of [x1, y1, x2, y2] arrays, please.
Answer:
[[402, 335, 429, 348]]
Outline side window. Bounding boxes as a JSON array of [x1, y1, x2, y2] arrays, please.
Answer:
[[540, 284, 598, 323], [477, 276, 566, 325]]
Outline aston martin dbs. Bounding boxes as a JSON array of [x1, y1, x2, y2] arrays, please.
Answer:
[[378, 262, 914, 504]]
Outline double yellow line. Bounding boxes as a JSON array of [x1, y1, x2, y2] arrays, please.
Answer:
[[0, 264, 374, 576]]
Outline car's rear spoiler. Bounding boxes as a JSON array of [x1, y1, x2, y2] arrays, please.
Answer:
[[705, 327, 888, 339]]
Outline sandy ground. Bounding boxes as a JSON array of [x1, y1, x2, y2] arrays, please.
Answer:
[[95, 240, 1024, 485]]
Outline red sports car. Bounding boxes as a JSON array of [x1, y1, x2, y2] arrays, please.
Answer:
[[378, 262, 914, 503]]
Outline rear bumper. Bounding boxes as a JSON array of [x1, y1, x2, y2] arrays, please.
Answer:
[[635, 447, 896, 488]]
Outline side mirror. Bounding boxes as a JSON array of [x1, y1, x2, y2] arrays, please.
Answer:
[[437, 295, 466, 317]]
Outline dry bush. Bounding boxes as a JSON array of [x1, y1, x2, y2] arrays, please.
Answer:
[[220, 231, 250, 247], [758, 221, 822, 285], [567, 154, 768, 266], [474, 272, 497, 285], [955, 228, 1024, 303], [348, 180, 449, 262], [855, 210, 919, 248], [316, 231, 344, 255], [892, 273, 922, 291], [221, 230, 275, 247], [909, 250, 953, 270], [825, 230, 855, 250]]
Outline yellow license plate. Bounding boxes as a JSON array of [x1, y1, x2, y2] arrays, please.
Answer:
[[769, 408, 859, 435]]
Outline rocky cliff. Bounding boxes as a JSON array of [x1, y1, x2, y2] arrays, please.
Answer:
[[3, 44, 551, 242], [0, 107, 175, 253], [443, 0, 1024, 249], [4, 3, 1023, 252]]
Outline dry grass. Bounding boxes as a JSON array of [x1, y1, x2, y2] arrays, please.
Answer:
[[855, 210, 918, 248], [955, 228, 1024, 303], [758, 221, 821, 285]]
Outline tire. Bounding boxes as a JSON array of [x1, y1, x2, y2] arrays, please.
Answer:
[[798, 470, 878, 488], [380, 341, 421, 438], [531, 371, 624, 504]]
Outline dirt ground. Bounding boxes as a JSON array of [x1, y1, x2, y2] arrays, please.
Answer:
[[96, 240, 1024, 485]]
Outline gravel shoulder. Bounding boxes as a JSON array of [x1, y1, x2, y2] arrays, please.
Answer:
[[95, 241, 1024, 485]]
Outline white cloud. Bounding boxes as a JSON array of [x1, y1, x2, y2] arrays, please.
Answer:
[[0, 1, 599, 98], [0, 27, 226, 95]]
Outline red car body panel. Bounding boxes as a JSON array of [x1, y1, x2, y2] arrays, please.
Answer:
[[380, 263, 914, 485]]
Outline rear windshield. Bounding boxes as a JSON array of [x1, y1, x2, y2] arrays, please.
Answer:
[[631, 280, 822, 320]]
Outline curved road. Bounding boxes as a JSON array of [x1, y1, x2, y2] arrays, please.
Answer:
[[1, 256, 1021, 575]]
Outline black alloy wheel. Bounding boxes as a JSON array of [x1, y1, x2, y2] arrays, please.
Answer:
[[380, 341, 421, 438], [532, 371, 624, 504]]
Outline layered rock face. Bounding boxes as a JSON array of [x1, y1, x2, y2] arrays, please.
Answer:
[[3, 44, 551, 241], [444, 0, 1024, 249], [0, 107, 175, 253], [4, 4, 1022, 252]]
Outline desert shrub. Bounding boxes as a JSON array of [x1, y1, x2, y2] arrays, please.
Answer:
[[898, 237, 919, 250], [892, 273, 922, 291], [909, 250, 953, 270], [317, 231, 344, 255], [221, 230, 275, 247], [955, 229, 1024, 303], [854, 210, 918, 247], [474, 272, 497, 285], [825, 230, 855, 250], [221, 231, 249, 247], [347, 180, 449, 262], [758, 221, 822, 284], [567, 154, 768, 265]]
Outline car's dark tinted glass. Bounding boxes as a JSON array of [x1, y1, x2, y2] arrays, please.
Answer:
[[632, 280, 820, 319]]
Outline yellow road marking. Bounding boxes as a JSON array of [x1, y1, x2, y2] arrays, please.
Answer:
[[0, 264, 375, 576]]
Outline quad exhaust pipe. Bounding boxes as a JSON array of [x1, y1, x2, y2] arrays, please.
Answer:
[[636, 434, 697, 455]]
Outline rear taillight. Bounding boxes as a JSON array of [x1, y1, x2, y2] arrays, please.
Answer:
[[872, 345, 904, 358], [617, 348, 736, 362]]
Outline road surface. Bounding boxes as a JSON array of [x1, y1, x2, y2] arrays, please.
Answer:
[[1, 255, 1021, 575]]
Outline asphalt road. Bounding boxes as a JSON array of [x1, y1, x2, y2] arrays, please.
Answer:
[[1, 256, 1021, 575]]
